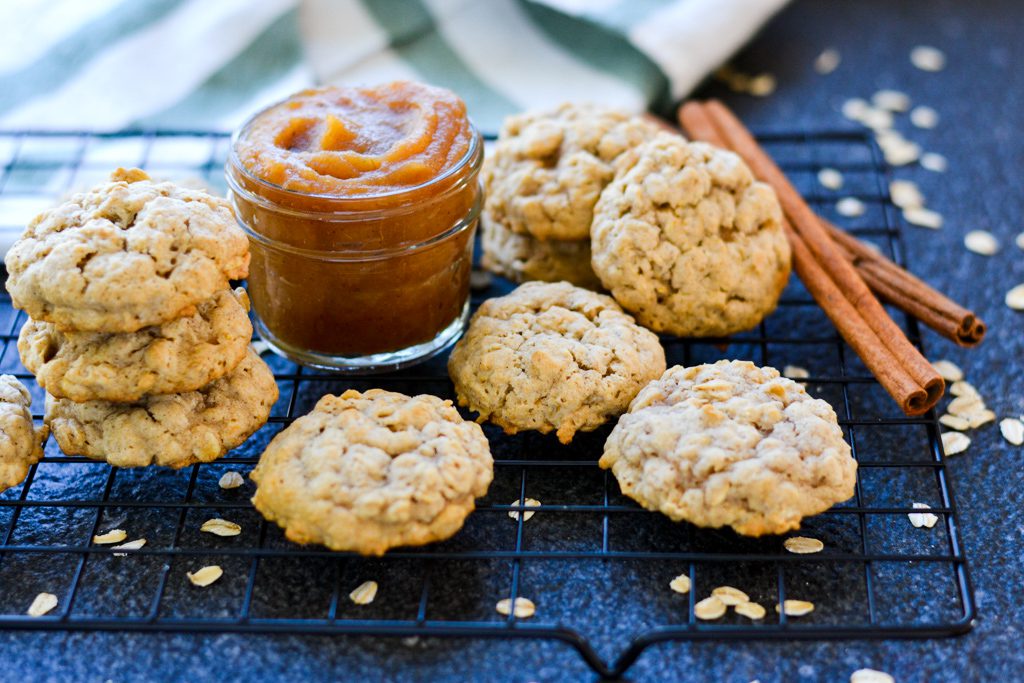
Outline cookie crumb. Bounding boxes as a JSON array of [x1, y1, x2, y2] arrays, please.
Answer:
[[27, 593, 58, 617], [187, 565, 223, 587], [349, 580, 378, 605]]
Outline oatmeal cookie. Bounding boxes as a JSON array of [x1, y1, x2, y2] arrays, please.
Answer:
[[45, 347, 277, 468], [250, 389, 493, 556], [448, 281, 666, 443], [481, 217, 601, 290], [600, 360, 856, 536], [20, 288, 253, 402], [0, 375, 46, 493], [590, 134, 791, 337], [482, 103, 662, 241], [6, 168, 250, 333]]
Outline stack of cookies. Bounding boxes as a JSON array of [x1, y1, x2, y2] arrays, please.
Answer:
[[6, 168, 278, 469], [480, 103, 662, 291]]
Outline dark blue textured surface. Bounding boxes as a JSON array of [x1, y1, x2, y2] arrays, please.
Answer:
[[1, 0, 1022, 680]]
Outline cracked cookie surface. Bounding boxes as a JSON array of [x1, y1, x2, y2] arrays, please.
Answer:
[[250, 389, 493, 556], [6, 168, 250, 333], [46, 347, 277, 468], [591, 134, 791, 337], [0, 375, 46, 494], [600, 360, 856, 536], [481, 217, 601, 290], [20, 288, 253, 402], [448, 281, 666, 443], [482, 103, 661, 241]]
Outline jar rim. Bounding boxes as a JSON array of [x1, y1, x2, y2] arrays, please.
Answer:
[[227, 98, 483, 204]]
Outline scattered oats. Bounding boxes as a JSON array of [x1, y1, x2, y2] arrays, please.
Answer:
[[776, 599, 815, 617], [111, 538, 146, 556], [842, 98, 870, 122], [872, 89, 911, 112], [1016, 233, 1024, 251], [92, 529, 127, 545], [930, 359, 963, 382], [669, 573, 692, 595], [1000, 418, 1024, 446], [783, 365, 810, 379], [496, 597, 535, 618], [735, 601, 767, 620], [967, 409, 996, 429], [939, 414, 970, 431], [27, 593, 58, 617], [508, 498, 541, 522], [911, 45, 946, 71], [851, 669, 895, 683], [470, 269, 493, 290], [861, 107, 894, 132], [748, 73, 777, 97], [949, 380, 979, 398], [814, 48, 841, 74], [921, 152, 948, 172], [941, 431, 971, 456], [1005, 284, 1024, 311], [694, 596, 727, 620], [947, 395, 983, 415], [784, 536, 824, 554], [249, 340, 270, 355], [817, 168, 844, 190], [200, 518, 242, 537], [910, 105, 940, 129], [889, 180, 924, 210], [218, 471, 245, 490], [714, 65, 750, 92], [186, 565, 223, 587], [908, 502, 939, 529], [349, 580, 378, 605], [712, 586, 750, 606], [880, 136, 921, 166], [837, 197, 866, 217], [903, 207, 943, 229], [964, 230, 999, 255]]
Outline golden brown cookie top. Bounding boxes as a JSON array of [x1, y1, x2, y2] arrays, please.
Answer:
[[250, 389, 493, 556], [482, 103, 661, 241], [600, 360, 856, 536], [6, 169, 249, 333], [590, 134, 791, 337], [448, 281, 665, 443]]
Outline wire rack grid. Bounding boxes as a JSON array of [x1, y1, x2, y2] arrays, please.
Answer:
[[0, 129, 975, 680]]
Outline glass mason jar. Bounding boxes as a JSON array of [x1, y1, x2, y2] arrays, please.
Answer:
[[226, 117, 483, 373]]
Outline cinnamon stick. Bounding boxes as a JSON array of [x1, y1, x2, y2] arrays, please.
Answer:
[[823, 221, 986, 346], [678, 100, 943, 415]]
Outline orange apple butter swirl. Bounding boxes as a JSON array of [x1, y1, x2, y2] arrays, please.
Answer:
[[235, 81, 473, 195]]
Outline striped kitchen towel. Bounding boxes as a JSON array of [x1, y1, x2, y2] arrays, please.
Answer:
[[0, 0, 787, 135]]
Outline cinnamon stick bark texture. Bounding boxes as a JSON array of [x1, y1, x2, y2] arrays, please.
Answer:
[[823, 221, 986, 346], [678, 100, 944, 416]]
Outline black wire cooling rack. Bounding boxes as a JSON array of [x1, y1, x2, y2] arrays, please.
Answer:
[[0, 129, 975, 680]]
